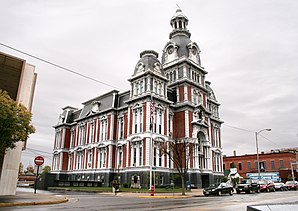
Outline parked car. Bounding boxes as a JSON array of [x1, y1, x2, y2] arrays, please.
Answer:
[[274, 182, 288, 191], [236, 179, 260, 194], [285, 181, 298, 190], [203, 183, 234, 196], [259, 180, 275, 192]]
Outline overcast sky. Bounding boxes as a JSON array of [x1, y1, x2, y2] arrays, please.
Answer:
[[1, 0, 298, 167]]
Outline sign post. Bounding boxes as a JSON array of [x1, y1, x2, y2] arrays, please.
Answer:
[[34, 156, 44, 194]]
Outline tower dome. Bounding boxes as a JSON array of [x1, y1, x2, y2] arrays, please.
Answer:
[[162, 9, 201, 66], [133, 50, 164, 77]]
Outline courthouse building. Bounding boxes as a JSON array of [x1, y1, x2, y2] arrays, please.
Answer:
[[52, 9, 224, 188]]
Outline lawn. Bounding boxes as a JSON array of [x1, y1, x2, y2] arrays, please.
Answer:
[[48, 186, 189, 193]]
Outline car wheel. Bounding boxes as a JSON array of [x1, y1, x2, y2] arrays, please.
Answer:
[[273, 188, 275, 192], [229, 189, 233, 196], [218, 190, 222, 196], [256, 189, 260, 193], [236, 190, 240, 194]]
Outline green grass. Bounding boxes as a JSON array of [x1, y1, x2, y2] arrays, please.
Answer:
[[48, 186, 189, 193]]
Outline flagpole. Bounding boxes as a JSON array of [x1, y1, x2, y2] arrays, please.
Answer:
[[149, 127, 153, 189], [149, 94, 154, 190]]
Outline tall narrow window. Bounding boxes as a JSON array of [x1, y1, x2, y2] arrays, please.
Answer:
[[140, 81, 143, 93], [133, 144, 137, 166], [139, 110, 142, 132], [68, 154, 73, 170], [159, 149, 162, 167], [153, 147, 157, 167], [247, 161, 251, 171], [90, 122, 94, 143], [154, 111, 157, 133], [139, 146, 142, 166], [159, 112, 162, 134], [279, 160, 284, 169], [238, 163, 242, 171], [134, 111, 138, 133], [119, 118, 124, 139], [118, 149, 122, 167], [271, 160, 275, 170]]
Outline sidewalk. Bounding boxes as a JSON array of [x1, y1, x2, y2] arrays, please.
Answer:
[[0, 189, 68, 207], [111, 188, 204, 198]]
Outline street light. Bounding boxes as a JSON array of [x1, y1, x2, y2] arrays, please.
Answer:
[[255, 128, 271, 181]]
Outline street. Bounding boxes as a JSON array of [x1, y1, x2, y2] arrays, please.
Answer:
[[2, 190, 298, 211]]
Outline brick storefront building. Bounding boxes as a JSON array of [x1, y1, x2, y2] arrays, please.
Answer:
[[51, 9, 224, 188], [223, 149, 298, 182]]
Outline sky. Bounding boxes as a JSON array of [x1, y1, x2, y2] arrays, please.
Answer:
[[1, 0, 298, 167]]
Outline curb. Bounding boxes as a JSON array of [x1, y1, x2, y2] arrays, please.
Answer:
[[139, 195, 193, 198], [0, 198, 68, 207]]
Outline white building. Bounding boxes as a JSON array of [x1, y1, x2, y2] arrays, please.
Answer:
[[0, 52, 37, 195]]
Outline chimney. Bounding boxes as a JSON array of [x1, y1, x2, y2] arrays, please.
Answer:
[[233, 150, 236, 156]]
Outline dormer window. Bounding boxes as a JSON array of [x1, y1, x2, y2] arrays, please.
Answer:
[[91, 101, 100, 113]]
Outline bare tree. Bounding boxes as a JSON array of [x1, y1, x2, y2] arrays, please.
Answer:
[[158, 138, 191, 195]]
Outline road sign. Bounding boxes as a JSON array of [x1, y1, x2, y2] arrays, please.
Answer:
[[34, 156, 44, 166]]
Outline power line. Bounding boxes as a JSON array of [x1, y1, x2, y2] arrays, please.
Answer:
[[223, 124, 254, 133], [26, 147, 52, 155], [224, 123, 283, 148], [0, 42, 122, 90], [258, 134, 283, 148]]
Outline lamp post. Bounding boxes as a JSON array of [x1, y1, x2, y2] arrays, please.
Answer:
[[255, 128, 271, 181]]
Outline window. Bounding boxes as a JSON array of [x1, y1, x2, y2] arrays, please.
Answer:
[[139, 111, 142, 132], [98, 148, 106, 168], [238, 163, 242, 171], [139, 146, 142, 166], [140, 81, 143, 93], [279, 160, 284, 169], [153, 147, 157, 167], [159, 149, 162, 167], [101, 119, 108, 141], [88, 150, 92, 168], [118, 150, 122, 167], [271, 160, 275, 170], [119, 118, 124, 139], [133, 145, 137, 166], [68, 154, 73, 170], [260, 161, 266, 171], [70, 130, 75, 148], [89, 122, 94, 143], [247, 162, 251, 171], [159, 175, 164, 185], [134, 111, 137, 133], [55, 130, 61, 149], [159, 112, 162, 134], [79, 125, 86, 145], [255, 161, 258, 170]]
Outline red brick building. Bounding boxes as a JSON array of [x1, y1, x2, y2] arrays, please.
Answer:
[[223, 149, 298, 182], [51, 9, 224, 188]]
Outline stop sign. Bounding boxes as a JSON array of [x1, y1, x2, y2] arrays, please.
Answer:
[[34, 156, 44, 166]]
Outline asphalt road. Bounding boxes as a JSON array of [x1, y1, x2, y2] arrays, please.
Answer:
[[2, 190, 298, 211]]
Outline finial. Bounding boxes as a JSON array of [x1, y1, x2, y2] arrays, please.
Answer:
[[176, 4, 182, 12]]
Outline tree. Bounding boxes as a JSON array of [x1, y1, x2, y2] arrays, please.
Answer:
[[19, 162, 24, 176], [158, 138, 191, 195], [24, 165, 35, 175], [41, 165, 51, 175], [0, 89, 35, 154]]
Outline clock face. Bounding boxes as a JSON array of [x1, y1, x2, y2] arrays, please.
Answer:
[[191, 47, 197, 55], [167, 46, 174, 54]]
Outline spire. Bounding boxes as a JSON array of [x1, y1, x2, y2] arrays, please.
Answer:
[[169, 9, 191, 39]]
